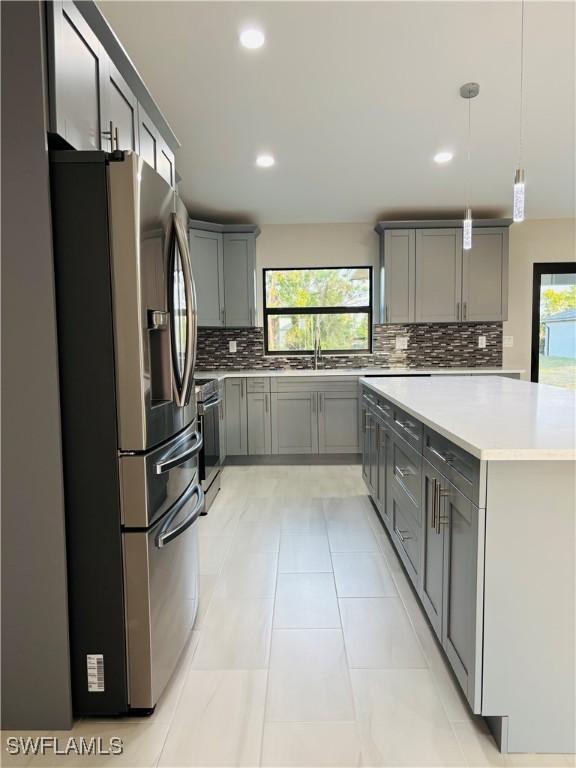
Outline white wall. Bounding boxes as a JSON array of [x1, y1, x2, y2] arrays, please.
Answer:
[[504, 218, 575, 377], [255, 219, 576, 378], [256, 223, 378, 324]]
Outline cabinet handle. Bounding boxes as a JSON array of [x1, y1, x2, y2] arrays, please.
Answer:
[[220, 308, 225, 324], [456, 302, 460, 321], [102, 120, 114, 151], [396, 466, 415, 478], [312, 393, 316, 414], [319, 393, 323, 413], [463, 302, 467, 320], [431, 479, 438, 529], [240, 379, 244, 398], [265, 393, 269, 413], [435, 487, 451, 534], [114, 125, 119, 150], [394, 419, 419, 441], [394, 527, 412, 543], [385, 306, 389, 323]]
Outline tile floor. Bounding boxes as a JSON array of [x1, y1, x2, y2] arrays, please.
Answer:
[[2, 465, 574, 767]]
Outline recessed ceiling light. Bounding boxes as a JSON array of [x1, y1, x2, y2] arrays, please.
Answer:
[[256, 154, 275, 168], [240, 28, 265, 49], [434, 151, 453, 164]]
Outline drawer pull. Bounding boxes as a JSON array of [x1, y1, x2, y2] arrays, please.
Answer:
[[395, 527, 412, 543], [394, 419, 420, 441], [396, 466, 416, 479], [429, 446, 455, 464]]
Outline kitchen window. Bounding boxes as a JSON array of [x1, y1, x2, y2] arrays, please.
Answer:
[[263, 267, 372, 355]]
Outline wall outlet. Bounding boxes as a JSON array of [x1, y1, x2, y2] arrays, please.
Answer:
[[395, 336, 409, 350], [503, 335, 514, 348], [229, 340, 237, 353], [478, 335, 487, 349]]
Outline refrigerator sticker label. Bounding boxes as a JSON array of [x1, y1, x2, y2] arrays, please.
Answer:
[[86, 654, 105, 693]]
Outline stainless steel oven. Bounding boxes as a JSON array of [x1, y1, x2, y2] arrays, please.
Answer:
[[196, 378, 224, 510]]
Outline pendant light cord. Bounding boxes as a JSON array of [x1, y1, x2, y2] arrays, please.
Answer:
[[466, 95, 471, 210], [518, 0, 525, 167]]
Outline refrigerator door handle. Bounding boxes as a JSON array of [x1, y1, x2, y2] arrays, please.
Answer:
[[155, 431, 203, 474], [170, 213, 196, 406], [156, 482, 205, 548]]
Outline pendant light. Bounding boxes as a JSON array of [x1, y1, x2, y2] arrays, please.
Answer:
[[460, 82, 479, 250], [513, 0, 526, 222]]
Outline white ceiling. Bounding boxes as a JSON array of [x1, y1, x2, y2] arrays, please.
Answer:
[[99, 1, 575, 224]]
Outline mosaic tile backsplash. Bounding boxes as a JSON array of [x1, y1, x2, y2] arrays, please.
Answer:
[[196, 323, 503, 370]]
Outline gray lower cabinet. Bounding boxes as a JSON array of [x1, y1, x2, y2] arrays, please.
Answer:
[[441, 479, 480, 708], [462, 228, 509, 321], [271, 392, 318, 454], [420, 459, 445, 637], [376, 420, 390, 529], [138, 104, 158, 173], [415, 229, 462, 323], [318, 392, 360, 453], [361, 404, 376, 493], [224, 378, 247, 456], [223, 233, 257, 327], [382, 229, 416, 323], [247, 393, 272, 455], [189, 230, 224, 327]]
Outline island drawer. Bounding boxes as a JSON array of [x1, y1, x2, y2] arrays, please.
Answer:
[[389, 430, 422, 528], [424, 429, 480, 505], [390, 487, 420, 588], [273, 376, 358, 393], [391, 405, 423, 450], [246, 377, 270, 393]]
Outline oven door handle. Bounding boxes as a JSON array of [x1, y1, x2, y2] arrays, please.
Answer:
[[155, 431, 203, 474], [198, 397, 222, 415], [156, 482, 205, 548]]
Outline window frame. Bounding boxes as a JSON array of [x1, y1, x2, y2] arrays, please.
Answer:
[[262, 265, 373, 356]]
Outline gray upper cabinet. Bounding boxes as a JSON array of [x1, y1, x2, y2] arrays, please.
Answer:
[[382, 229, 416, 323], [223, 234, 257, 327], [189, 230, 224, 327], [247, 393, 272, 455], [48, 1, 105, 151], [224, 378, 247, 456], [137, 105, 158, 172], [318, 392, 360, 454], [102, 59, 137, 152], [47, 1, 179, 185], [415, 229, 462, 323], [271, 392, 318, 454], [376, 220, 511, 324], [462, 228, 509, 321]]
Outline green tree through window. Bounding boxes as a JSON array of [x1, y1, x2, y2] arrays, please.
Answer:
[[264, 268, 372, 354]]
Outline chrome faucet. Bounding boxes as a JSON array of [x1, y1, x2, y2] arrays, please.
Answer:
[[313, 318, 322, 370]]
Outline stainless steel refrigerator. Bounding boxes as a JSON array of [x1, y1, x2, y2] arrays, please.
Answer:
[[50, 150, 203, 716]]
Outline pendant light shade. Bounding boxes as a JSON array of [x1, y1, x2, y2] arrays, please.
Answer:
[[463, 208, 473, 250], [513, 168, 526, 222], [460, 82, 479, 251]]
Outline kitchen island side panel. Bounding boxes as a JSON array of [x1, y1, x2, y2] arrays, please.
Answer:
[[482, 460, 576, 754]]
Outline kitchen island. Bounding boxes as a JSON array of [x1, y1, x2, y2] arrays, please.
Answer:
[[359, 375, 575, 755]]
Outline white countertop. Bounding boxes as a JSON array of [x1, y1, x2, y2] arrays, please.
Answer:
[[196, 367, 524, 380], [360, 375, 576, 461]]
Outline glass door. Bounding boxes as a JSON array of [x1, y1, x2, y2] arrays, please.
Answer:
[[169, 214, 194, 405], [531, 263, 576, 389]]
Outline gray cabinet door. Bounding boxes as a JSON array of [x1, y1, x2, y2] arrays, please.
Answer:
[[376, 424, 391, 530], [420, 460, 444, 638], [48, 0, 106, 151], [271, 392, 318, 454], [102, 58, 137, 152], [415, 229, 462, 322], [223, 234, 256, 327], [247, 393, 272, 455], [318, 392, 360, 454], [157, 137, 175, 188], [462, 228, 509, 321], [138, 104, 158, 172], [383, 229, 416, 323], [441, 481, 480, 709], [189, 230, 224, 327], [224, 378, 247, 456], [361, 404, 371, 489]]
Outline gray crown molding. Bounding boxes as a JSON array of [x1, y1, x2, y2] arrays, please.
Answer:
[[188, 219, 261, 237], [375, 218, 513, 234]]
